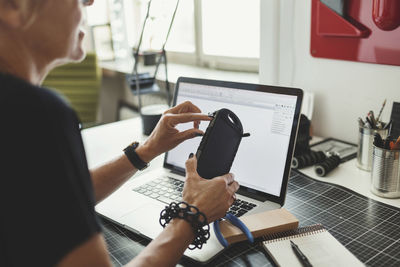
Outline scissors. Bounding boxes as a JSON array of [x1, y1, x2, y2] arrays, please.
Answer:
[[213, 213, 254, 248]]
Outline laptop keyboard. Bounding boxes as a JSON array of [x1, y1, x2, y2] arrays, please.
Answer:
[[132, 176, 257, 217], [133, 176, 184, 204]]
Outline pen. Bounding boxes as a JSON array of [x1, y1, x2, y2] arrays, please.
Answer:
[[384, 120, 392, 131], [366, 117, 375, 129], [388, 121, 393, 135], [368, 111, 376, 127], [290, 240, 313, 267], [358, 117, 365, 128]]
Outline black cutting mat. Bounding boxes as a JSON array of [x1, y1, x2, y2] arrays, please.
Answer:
[[102, 170, 400, 266]]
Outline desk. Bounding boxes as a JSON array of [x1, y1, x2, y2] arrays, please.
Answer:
[[82, 118, 400, 266], [100, 59, 259, 84]]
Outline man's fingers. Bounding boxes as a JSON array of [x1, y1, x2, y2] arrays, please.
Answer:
[[185, 155, 198, 175], [164, 102, 209, 128], [176, 128, 204, 143], [168, 101, 202, 114], [228, 193, 236, 206], [169, 113, 211, 126], [228, 181, 240, 193], [221, 173, 235, 185], [227, 181, 239, 206], [194, 120, 200, 129]]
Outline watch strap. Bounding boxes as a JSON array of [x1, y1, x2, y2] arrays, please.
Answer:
[[123, 142, 148, 170]]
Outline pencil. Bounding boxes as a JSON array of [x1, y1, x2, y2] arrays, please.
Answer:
[[376, 99, 387, 122]]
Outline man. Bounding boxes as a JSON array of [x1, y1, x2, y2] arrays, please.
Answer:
[[0, 0, 239, 266]]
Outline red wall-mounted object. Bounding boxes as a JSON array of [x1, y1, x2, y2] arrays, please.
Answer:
[[311, 0, 400, 66], [372, 0, 400, 31]]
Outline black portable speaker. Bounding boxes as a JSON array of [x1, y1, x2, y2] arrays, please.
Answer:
[[196, 108, 248, 179], [294, 114, 311, 156]]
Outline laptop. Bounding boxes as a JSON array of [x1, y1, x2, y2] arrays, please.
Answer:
[[96, 77, 303, 263]]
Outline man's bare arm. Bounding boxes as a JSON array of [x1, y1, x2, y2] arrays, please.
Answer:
[[56, 219, 193, 267], [90, 143, 154, 203], [59, 157, 239, 267], [127, 219, 195, 267], [90, 154, 136, 203], [90, 101, 210, 204]]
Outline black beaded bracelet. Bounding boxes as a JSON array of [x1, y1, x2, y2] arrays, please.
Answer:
[[159, 202, 210, 250]]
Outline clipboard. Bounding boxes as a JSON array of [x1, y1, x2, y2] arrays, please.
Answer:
[[310, 138, 357, 163]]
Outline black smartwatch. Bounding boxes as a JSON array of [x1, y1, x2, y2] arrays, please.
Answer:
[[123, 142, 149, 170]]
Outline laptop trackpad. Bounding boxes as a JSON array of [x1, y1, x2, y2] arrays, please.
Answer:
[[120, 202, 165, 238]]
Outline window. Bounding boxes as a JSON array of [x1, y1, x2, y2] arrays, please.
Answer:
[[201, 0, 259, 58], [86, 0, 259, 72], [86, 0, 129, 60], [164, 0, 195, 53]]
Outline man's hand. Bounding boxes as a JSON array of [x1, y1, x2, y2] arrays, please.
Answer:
[[183, 155, 240, 223], [136, 101, 211, 163]]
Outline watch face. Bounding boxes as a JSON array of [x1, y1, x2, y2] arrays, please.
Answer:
[[131, 141, 140, 148]]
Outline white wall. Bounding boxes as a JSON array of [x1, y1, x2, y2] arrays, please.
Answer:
[[260, 0, 400, 143]]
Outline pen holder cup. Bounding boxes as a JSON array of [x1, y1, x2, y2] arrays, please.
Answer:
[[357, 127, 388, 171], [371, 145, 400, 198]]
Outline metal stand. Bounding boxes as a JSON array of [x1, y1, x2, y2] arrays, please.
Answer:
[[117, 0, 179, 125]]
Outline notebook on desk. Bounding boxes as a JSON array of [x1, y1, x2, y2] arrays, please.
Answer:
[[262, 224, 364, 267], [96, 77, 303, 263]]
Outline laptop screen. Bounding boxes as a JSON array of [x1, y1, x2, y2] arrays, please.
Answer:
[[164, 77, 302, 204]]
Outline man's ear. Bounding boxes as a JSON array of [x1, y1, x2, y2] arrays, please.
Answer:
[[0, 1, 25, 29]]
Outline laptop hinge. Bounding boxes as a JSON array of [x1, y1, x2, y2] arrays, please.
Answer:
[[170, 167, 185, 176], [237, 187, 269, 202]]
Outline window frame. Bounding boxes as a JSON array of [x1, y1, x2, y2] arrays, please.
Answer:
[[87, 0, 259, 72], [165, 0, 259, 72]]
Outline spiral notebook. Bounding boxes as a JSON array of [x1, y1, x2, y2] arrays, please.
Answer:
[[262, 224, 364, 267]]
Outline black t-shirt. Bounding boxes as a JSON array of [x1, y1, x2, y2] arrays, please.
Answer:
[[0, 73, 101, 267]]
